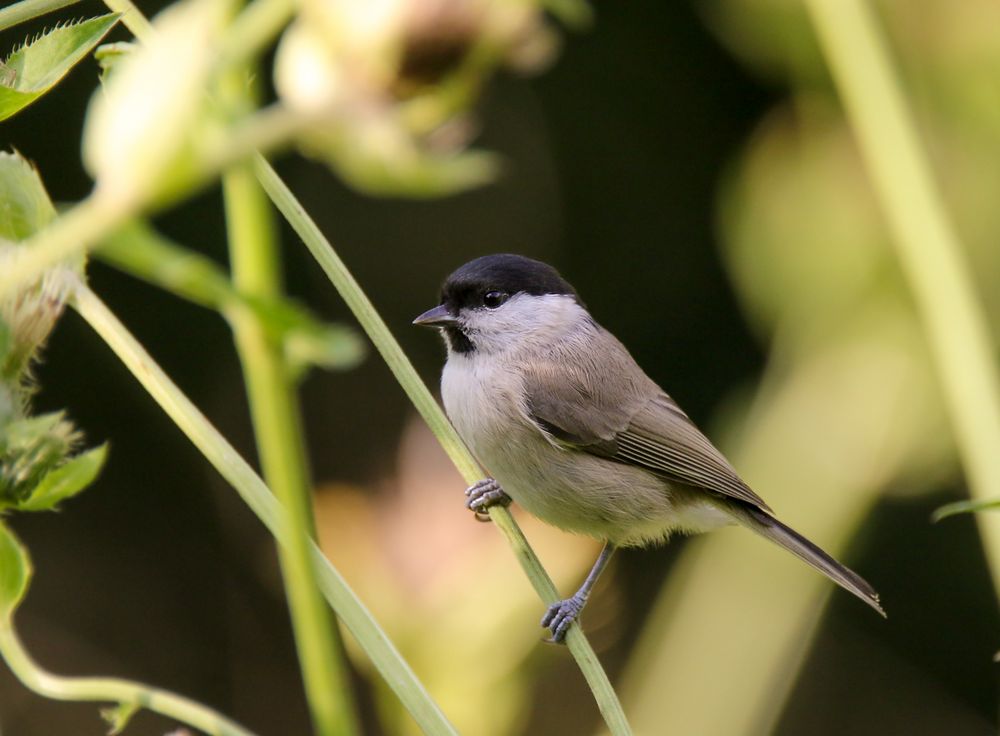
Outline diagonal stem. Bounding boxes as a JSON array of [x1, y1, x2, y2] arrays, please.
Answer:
[[253, 155, 633, 736], [70, 280, 458, 735]]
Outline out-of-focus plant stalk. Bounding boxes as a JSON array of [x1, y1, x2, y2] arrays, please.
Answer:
[[100, 0, 153, 39], [804, 0, 1000, 589], [253, 155, 633, 736], [218, 0, 294, 68], [0, 196, 123, 301], [70, 280, 458, 735], [221, 56, 360, 733]]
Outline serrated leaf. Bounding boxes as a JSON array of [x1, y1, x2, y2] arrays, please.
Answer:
[[0, 151, 57, 241], [19, 443, 107, 511], [931, 496, 1000, 522], [101, 700, 139, 735], [0, 14, 120, 121], [0, 521, 31, 622]]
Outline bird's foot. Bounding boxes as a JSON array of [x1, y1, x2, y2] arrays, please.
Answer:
[[541, 593, 587, 644], [465, 478, 511, 522]]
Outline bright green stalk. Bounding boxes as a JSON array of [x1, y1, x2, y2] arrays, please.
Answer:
[[0, 0, 79, 30], [70, 280, 458, 735], [0, 620, 254, 736], [0, 195, 122, 301], [218, 0, 295, 69], [223, 167, 359, 736], [100, 0, 153, 40], [221, 55, 359, 732], [253, 155, 633, 736], [804, 0, 1000, 591]]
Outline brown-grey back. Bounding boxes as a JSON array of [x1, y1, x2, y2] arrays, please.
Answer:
[[521, 324, 771, 512]]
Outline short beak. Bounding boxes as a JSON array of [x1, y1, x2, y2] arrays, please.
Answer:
[[412, 304, 457, 327]]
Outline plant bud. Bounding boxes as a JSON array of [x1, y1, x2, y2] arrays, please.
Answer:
[[275, 0, 555, 195], [82, 0, 227, 209], [0, 248, 70, 385]]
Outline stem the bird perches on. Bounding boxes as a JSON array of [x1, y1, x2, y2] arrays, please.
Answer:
[[253, 155, 633, 736]]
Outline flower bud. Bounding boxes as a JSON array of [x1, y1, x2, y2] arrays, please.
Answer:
[[82, 0, 227, 209]]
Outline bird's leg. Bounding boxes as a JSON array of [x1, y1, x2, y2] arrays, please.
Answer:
[[465, 477, 512, 522], [542, 542, 616, 644]]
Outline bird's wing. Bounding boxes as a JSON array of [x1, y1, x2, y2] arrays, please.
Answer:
[[522, 332, 771, 512]]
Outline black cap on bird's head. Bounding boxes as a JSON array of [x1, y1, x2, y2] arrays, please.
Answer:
[[413, 254, 583, 353]]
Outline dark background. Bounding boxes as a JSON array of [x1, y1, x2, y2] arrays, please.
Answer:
[[1, 0, 997, 733]]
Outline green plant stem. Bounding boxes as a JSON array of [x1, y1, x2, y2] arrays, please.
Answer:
[[0, 0, 79, 30], [804, 0, 1000, 590], [253, 155, 633, 736], [0, 195, 122, 302], [0, 621, 254, 736], [223, 169, 359, 736], [221, 57, 359, 733], [70, 280, 458, 735], [100, 0, 152, 40], [218, 0, 294, 69]]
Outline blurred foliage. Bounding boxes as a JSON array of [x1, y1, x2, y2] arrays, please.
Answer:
[[1, 0, 999, 733], [99, 220, 366, 377], [617, 1, 1000, 734], [315, 417, 603, 736], [273, 0, 558, 195]]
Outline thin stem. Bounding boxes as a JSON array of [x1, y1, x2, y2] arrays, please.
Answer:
[[221, 57, 359, 733], [100, 0, 152, 40], [254, 155, 633, 736], [0, 195, 122, 302], [70, 281, 458, 736], [0, 0, 80, 30], [804, 0, 1000, 591], [217, 0, 295, 69], [0, 622, 254, 736]]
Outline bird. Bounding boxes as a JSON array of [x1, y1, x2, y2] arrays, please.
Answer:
[[413, 253, 884, 643]]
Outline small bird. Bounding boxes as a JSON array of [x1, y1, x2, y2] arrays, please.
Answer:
[[414, 254, 884, 643]]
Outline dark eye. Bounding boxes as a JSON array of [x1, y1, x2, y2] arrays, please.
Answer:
[[483, 290, 509, 309]]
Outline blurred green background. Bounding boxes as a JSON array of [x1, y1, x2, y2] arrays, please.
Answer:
[[1, 0, 998, 734]]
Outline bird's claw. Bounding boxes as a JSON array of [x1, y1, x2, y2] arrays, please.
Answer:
[[541, 594, 586, 644], [465, 478, 511, 522]]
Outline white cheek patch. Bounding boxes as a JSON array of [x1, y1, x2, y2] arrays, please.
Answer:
[[461, 293, 586, 354]]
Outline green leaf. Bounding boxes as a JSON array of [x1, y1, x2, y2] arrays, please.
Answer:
[[19, 443, 107, 511], [542, 0, 594, 29], [101, 700, 139, 735], [931, 496, 1000, 522], [99, 221, 366, 373], [322, 143, 500, 198], [0, 412, 80, 506], [0, 521, 31, 622], [0, 151, 57, 241], [243, 295, 366, 374], [0, 13, 120, 121]]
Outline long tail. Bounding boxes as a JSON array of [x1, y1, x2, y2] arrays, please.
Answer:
[[730, 502, 885, 617]]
